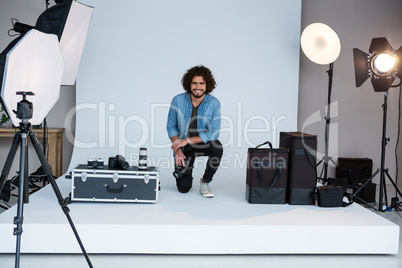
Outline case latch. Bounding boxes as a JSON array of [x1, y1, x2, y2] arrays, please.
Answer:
[[113, 172, 119, 183], [81, 172, 87, 182], [144, 174, 150, 184]]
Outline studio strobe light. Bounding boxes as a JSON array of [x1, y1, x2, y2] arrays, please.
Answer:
[[353, 37, 402, 92], [352, 38, 402, 212]]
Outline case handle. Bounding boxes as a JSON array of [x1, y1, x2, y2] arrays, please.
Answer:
[[105, 184, 127, 193], [255, 141, 273, 149]]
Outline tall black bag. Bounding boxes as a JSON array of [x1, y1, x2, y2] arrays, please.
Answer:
[[279, 132, 317, 205], [246, 141, 289, 204]]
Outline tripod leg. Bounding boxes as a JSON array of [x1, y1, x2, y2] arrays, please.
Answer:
[[0, 134, 21, 194], [28, 132, 93, 268], [334, 164, 349, 179], [23, 142, 29, 204], [318, 161, 325, 180], [329, 158, 338, 167], [352, 169, 378, 197], [384, 170, 402, 199], [14, 132, 28, 268], [350, 171, 379, 211], [382, 170, 389, 208]]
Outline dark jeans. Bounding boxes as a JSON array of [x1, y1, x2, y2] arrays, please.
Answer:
[[175, 140, 223, 193]]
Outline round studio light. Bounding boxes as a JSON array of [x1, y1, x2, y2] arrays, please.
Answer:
[[300, 23, 341, 65], [371, 53, 395, 76]]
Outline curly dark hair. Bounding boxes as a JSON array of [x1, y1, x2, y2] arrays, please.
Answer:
[[181, 65, 217, 94]]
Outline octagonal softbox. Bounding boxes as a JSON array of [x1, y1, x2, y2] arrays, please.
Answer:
[[0, 29, 64, 127], [36, 0, 94, 86]]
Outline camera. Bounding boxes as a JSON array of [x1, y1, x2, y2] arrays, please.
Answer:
[[87, 158, 104, 169], [173, 162, 193, 180], [108, 155, 129, 170]]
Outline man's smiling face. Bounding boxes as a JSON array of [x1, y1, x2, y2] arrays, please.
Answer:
[[190, 76, 206, 99]]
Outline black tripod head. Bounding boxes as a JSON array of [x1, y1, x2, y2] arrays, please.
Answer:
[[13, 91, 34, 131]]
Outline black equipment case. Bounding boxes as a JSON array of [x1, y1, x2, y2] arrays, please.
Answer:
[[314, 185, 347, 207], [335, 157, 376, 203], [246, 141, 289, 204], [71, 164, 160, 203], [336, 157, 372, 183], [279, 132, 317, 205]]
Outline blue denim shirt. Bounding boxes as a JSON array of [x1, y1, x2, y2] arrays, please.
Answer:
[[167, 93, 221, 143]]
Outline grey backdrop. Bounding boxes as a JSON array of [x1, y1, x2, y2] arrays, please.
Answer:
[[299, 0, 402, 189]]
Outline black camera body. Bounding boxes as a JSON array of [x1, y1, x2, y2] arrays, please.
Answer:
[[108, 155, 129, 170], [87, 158, 104, 169]]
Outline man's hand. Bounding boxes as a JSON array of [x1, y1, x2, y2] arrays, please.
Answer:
[[171, 138, 188, 152], [175, 149, 186, 167], [171, 138, 188, 166]]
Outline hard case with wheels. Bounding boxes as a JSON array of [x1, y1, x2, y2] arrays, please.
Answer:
[[71, 164, 160, 203], [279, 132, 317, 205]]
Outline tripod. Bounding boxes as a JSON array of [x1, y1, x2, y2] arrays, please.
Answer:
[[0, 92, 92, 268], [351, 92, 402, 212]]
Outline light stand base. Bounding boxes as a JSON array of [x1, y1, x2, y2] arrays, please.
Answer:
[[352, 92, 402, 212]]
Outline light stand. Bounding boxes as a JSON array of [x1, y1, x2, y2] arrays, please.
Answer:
[[0, 92, 93, 268], [351, 92, 402, 211], [315, 62, 339, 183], [300, 23, 341, 183], [353, 37, 402, 211]]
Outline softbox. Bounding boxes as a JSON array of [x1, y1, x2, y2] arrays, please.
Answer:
[[36, 0, 94, 85], [0, 29, 65, 127]]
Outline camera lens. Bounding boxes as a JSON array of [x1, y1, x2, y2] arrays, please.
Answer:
[[92, 160, 99, 168], [115, 155, 128, 170], [138, 148, 147, 170]]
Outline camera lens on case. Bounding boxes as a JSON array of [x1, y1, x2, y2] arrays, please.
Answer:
[[138, 148, 147, 170]]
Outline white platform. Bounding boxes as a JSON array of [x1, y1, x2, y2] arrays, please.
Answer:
[[0, 172, 399, 254]]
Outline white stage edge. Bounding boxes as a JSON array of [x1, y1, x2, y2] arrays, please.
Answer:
[[0, 173, 399, 254]]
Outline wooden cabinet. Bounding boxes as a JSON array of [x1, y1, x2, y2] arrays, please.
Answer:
[[0, 127, 65, 178]]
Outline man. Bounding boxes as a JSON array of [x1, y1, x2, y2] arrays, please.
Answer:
[[167, 65, 223, 198]]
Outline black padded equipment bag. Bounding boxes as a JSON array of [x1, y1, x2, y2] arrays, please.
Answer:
[[279, 132, 317, 205], [314, 185, 352, 207], [246, 141, 289, 204], [336, 157, 372, 185], [335, 157, 376, 203]]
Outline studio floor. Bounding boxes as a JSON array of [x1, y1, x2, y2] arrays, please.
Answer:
[[0, 171, 401, 268], [0, 211, 401, 268]]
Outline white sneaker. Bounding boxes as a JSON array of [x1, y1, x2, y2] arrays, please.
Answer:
[[200, 179, 214, 198]]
